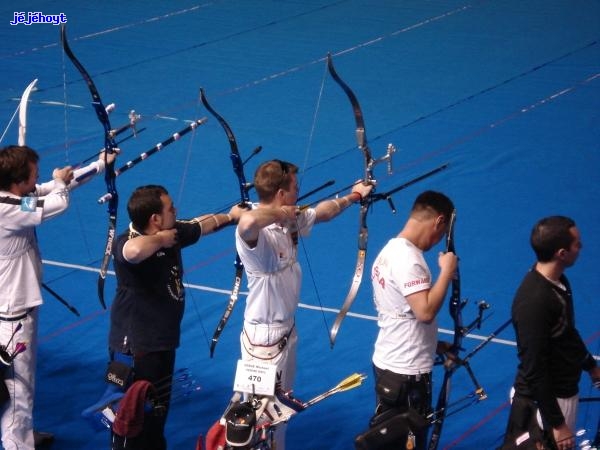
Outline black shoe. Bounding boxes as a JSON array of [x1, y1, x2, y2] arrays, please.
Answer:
[[34, 431, 54, 448]]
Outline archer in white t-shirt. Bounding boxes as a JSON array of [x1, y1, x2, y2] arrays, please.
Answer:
[[368, 190, 457, 450]]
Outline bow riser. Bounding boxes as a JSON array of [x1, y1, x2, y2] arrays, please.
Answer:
[[230, 153, 249, 204], [447, 211, 463, 351], [428, 210, 459, 450]]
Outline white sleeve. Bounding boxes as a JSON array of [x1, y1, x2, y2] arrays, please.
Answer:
[[297, 207, 316, 237], [37, 180, 71, 221], [2, 181, 70, 230], [396, 258, 431, 297], [34, 179, 60, 196]]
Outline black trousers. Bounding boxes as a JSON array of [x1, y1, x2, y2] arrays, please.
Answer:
[[371, 364, 432, 450], [110, 350, 176, 450], [499, 394, 557, 450]]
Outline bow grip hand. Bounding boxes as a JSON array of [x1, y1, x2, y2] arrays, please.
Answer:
[[351, 178, 374, 201]]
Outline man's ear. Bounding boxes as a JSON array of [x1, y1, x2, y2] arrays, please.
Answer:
[[149, 213, 161, 228], [275, 187, 286, 201], [434, 214, 445, 230]]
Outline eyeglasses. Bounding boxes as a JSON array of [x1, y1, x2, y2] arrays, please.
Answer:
[[273, 159, 290, 191], [271, 159, 300, 197]]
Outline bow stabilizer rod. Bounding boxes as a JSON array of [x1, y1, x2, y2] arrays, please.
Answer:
[[370, 163, 449, 213], [100, 117, 208, 186]]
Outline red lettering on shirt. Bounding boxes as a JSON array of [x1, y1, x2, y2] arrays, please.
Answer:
[[403, 278, 429, 289], [372, 265, 386, 289]]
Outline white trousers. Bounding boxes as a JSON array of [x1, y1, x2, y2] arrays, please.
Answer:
[[556, 394, 578, 431], [0, 308, 37, 450], [510, 386, 579, 434], [240, 322, 298, 450]]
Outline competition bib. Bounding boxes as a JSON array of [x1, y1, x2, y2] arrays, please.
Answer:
[[233, 360, 277, 396]]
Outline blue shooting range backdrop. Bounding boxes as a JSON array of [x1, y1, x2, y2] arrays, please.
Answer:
[[1, 1, 599, 448]]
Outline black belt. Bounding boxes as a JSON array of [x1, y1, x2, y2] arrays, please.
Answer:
[[396, 372, 431, 383], [0, 308, 33, 322]]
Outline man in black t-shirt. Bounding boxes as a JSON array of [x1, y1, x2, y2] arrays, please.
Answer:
[[502, 216, 599, 450], [108, 185, 245, 450]]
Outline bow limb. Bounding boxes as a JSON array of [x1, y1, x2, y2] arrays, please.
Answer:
[[61, 24, 117, 309], [200, 89, 250, 206], [325, 54, 372, 181], [17, 79, 38, 146], [200, 88, 251, 358], [326, 53, 375, 348]]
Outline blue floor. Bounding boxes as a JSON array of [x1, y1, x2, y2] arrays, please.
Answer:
[[1, 1, 599, 448]]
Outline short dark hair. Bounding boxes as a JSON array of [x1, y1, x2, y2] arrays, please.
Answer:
[[0, 145, 39, 190], [411, 190, 454, 222], [530, 215, 576, 262], [127, 185, 169, 230], [253, 160, 299, 202]]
